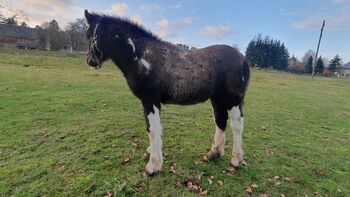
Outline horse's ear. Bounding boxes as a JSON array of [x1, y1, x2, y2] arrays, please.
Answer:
[[84, 10, 95, 25]]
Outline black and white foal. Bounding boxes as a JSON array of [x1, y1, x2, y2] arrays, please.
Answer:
[[84, 10, 250, 175]]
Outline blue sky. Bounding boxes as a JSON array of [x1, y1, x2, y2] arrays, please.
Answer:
[[5, 0, 350, 63]]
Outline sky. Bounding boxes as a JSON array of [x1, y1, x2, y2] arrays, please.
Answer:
[[1, 0, 350, 63]]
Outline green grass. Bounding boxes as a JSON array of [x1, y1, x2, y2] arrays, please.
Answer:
[[0, 48, 349, 196]]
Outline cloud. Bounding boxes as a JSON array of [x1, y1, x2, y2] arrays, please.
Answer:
[[110, 2, 128, 16], [156, 19, 170, 29], [174, 17, 193, 27], [130, 14, 146, 26], [140, 4, 162, 13], [154, 18, 175, 39], [292, 14, 350, 30], [199, 25, 233, 39], [7, 0, 84, 28]]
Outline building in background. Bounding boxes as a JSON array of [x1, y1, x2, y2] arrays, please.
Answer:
[[0, 24, 39, 49], [340, 61, 350, 77]]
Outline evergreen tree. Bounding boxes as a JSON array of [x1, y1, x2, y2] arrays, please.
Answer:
[[245, 34, 289, 70], [328, 54, 342, 72], [305, 56, 313, 74], [315, 56, 325, 73]]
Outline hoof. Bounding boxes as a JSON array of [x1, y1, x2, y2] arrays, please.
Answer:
[[142, 170, 157, 177], [206, 147, 224, 161], [230, 154, 243, 168]]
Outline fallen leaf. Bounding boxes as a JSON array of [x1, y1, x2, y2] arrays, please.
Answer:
[[104, 192, 112, 197], [199, 190, 208, 195], [337, 188, 341, 192], [217, 180, 224, 186], [226, 166, 235, 175], [284, 177, 292, 182], [275, 181, 281, 186], [111, 144, 116, 147], [281, 194, 285, 197], [265, 148, 274, 155], [260, 194, 270, 197], [245, 186, 253, 194], [241, 160, 248, 166], [169, 165, 176, 173], [123, 157, 130, 164], [207, 178, 213, 185], [195, 174, 202, 181], [203, 155, 209, 161], [313, 192, 319, 197], [194, 160, 203, 165], [261, 126, 267, 131], [187, 182, 193, 189], [274, 176, 280, 180], [251, 183, 258, 188], [210, 176, 214, 179]]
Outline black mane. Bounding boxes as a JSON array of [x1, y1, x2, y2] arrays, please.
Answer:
[[92, 12, 160, 41]]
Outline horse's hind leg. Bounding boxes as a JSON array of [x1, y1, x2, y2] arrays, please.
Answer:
[[228, 102, 244, 167], [206, 99, 228, 160]]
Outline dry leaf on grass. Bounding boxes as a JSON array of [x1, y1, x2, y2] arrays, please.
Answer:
[[122, 157, 130, 164], [251, 183, 258, 188], [194, 160, 203, 165], [245, 186, 253, 194], [207, 178, 213, 185], [260, 194, 270, 197], [217, 180, 224, 186], [169, 165, 176, 173]]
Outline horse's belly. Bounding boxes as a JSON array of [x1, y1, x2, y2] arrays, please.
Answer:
[[163, 78, 214, 105]]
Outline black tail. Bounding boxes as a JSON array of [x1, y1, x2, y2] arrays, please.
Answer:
[[241, 60, 250, 89]]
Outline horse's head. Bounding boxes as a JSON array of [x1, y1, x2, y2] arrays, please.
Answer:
[[84, 10, 140, 70], [84, 10, 109, 69]]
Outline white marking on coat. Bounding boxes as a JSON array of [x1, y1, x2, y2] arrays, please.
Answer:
[[212, 126, 225, 155], [127, 37, 136, 53], [146, 105, 163, 173], [242, 76, 245, 82], [228, 106, 244, 167], [141, 58, 151, 70], [115, 34, 119, 38]]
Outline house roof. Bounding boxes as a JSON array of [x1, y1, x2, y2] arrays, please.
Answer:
[[343, 61, 350, 69], [0, 24, 38, 40]]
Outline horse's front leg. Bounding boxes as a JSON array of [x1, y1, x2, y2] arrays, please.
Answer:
[[142, 101, 163, 176]]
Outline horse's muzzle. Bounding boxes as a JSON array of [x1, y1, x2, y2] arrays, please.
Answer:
[[87, 55, 101, 69]]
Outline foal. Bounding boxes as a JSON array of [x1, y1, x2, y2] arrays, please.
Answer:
[[84, 10, 250, 175]]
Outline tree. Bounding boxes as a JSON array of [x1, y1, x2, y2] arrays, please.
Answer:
[[328, 54, 342, 72], [305, 56, 313, 74], [245, 34, 289, 70], [302, 50, 315, 65], [20, 22, 28, 27], [66, 18, 89, 51], [315, 56, 325, 74], [48, 19, 61, 50], [3, 16, 18, 25]]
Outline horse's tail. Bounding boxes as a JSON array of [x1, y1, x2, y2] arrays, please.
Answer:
[[241, 60, 250, 90]]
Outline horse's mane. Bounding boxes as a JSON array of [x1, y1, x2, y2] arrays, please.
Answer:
[[94, 13, 160, 41]]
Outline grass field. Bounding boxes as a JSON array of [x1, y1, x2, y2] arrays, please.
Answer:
[[0, 48, 349, 196]]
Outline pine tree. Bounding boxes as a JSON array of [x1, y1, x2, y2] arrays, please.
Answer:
[[315, 56, 325, 73], [328, 54, 342, 72], [245, 35, 289, 70], [305, 56, 313, 74]]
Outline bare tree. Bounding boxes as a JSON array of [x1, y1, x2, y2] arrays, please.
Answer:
[[66, 18, 88, 51]]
